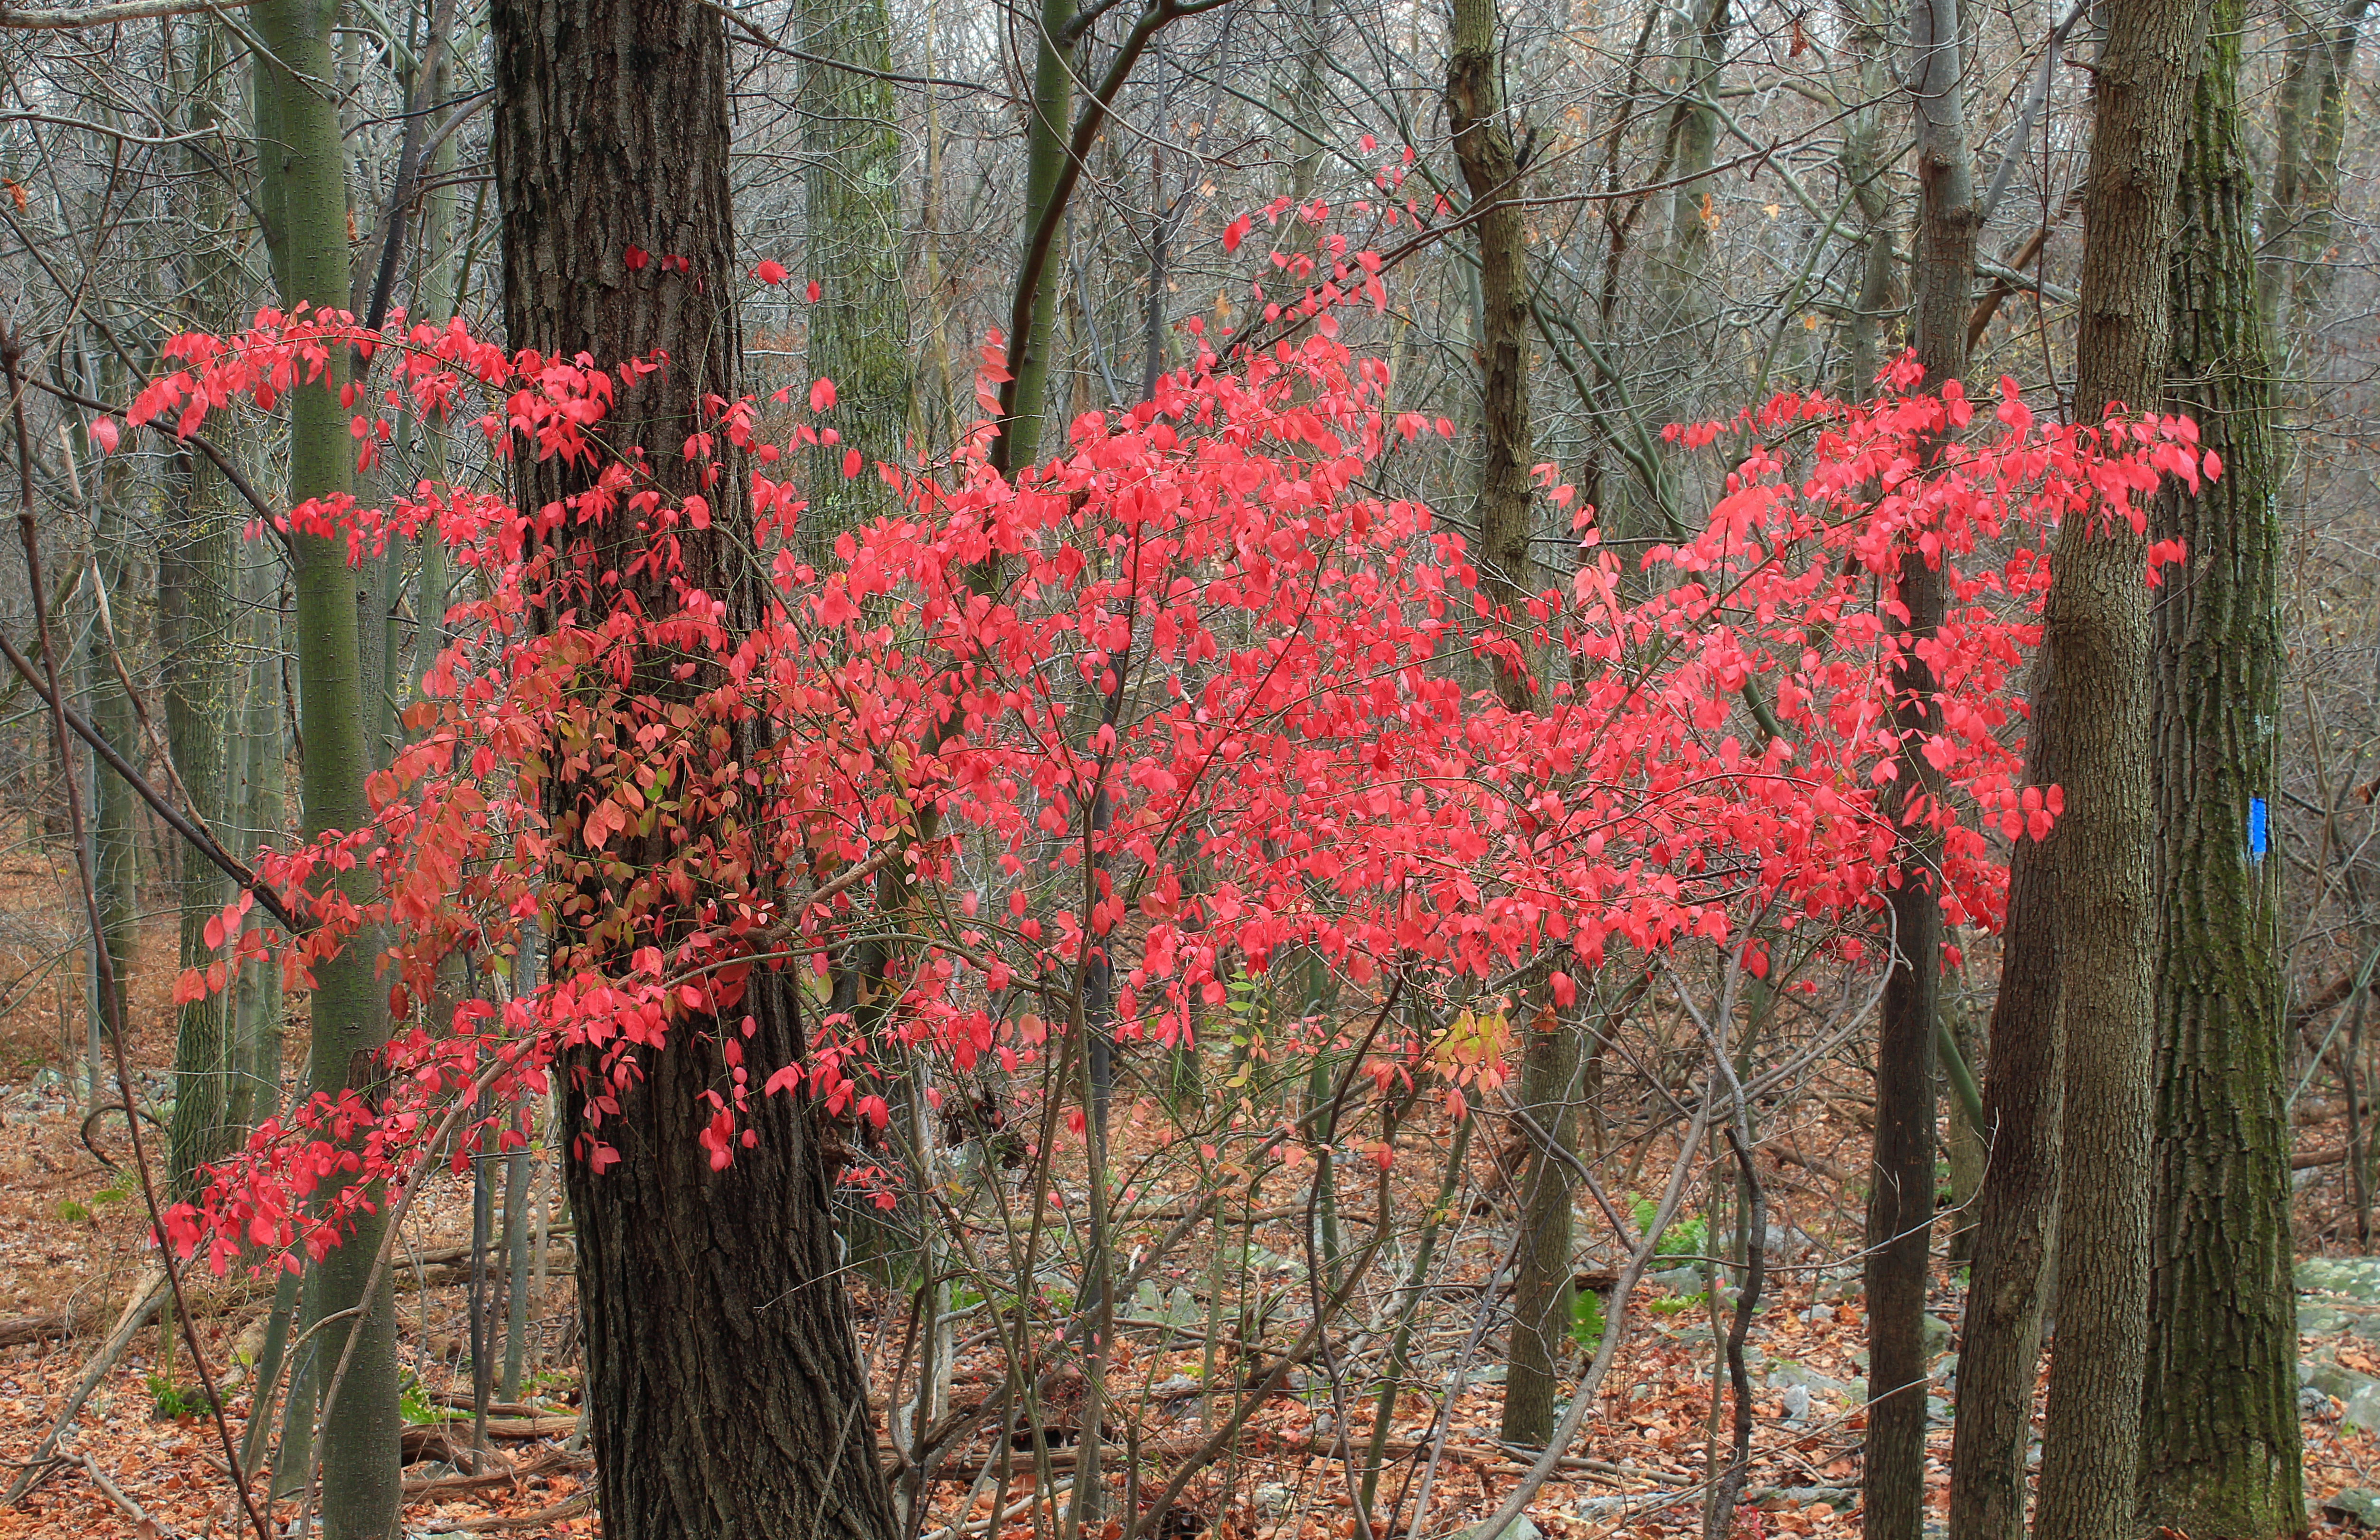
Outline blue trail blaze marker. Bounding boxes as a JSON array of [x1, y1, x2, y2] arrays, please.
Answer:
[[2248, 797, 2268, 862]]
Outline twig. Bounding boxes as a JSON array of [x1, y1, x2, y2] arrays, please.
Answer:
[[80, 1454, 169, 1535]]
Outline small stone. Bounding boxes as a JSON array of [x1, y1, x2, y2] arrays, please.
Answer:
[[1154, 1375, 1199, 1396], [2303, 1356, 2376, 1404], [1777, 1384, 1811, 1425], [2346, 1383, 2380, 1435], [1766, 1362, 1851, 1404], [1460, 1518, 1539, 1540], [1802, 1304, 1835, 1325], [2323, 1489, 2380, 1528], [1815, 1276, 1864, 1304], [1921, 1315, 1954, 1356], [1254, 1484, 1290, 1513]]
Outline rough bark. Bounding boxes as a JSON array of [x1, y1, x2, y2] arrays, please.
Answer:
[[251, 0, 402, 1530], [2137, 0, 2304, 1528], [2030, 0, 2208, 1535], [490, 2, 901, 1537]]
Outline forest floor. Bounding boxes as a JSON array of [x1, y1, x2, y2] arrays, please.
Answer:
[[0, 905, 2374, 1536]]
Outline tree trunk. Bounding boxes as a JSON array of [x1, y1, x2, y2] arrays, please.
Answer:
[[490, 2, 901, 1536], [797, 0, 912, 558], [1865, 0, 1968, 1530], [87, 421, 138, 990], [2030, 0, 2208, 1535], [2137, 0, 2304, 1528], [1446, 0, 1536, 717], [2260, 0, 2369, 340], [1500, 1007, 1581, 1448], [1001, 0, 1077, 473], [232, 553, 287, 1136], [1447, 0, 1579, 1450], [251, 0, 402, 1529], [164, 17, 244, 1195]]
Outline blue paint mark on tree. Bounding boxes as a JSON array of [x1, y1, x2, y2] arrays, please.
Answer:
[[2248, 796, 2267, 861]]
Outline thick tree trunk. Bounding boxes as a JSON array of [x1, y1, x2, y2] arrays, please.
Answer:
[[251, 0, 402, 1530], [491, 3, 900, 1538], [2137, 0, 2305, 1529], [2029, 0, 2208, 1535]]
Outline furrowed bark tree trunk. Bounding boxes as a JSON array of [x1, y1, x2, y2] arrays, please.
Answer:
[[797, 0, 912, 557], [164, 15, 243, 1196], [1865, 0, 1969, 1531], [2138, 0, 2304, 1528], [490, 3, 902, 1537], [251, 0, 402, 1529], [2030, 0, 2207, 1534]]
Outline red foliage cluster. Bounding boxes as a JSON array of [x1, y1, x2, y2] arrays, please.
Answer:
[[109, 231, 2211, 1275]]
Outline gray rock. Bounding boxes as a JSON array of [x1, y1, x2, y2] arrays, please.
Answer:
[[1927, 1395, 1953, 1427], [1816, 1276, 1864, 1304], [1766, 1362, 1852, 1404], [1922, 1315, 1955, 1356], [1649, 1266, 1706, 1295], [2302, 1305, 2352, 1336], [2323, 1489, 2380, 1528], [2348, 1382, 2380, 1435], [1777, 1384, 1811, 1425], [1802, 1304, 1836, 1325], [1750, 1487, 1855, 1512], [1461, 1519, 1539, 1540], [2301, 1257, 2380, 1304], [1254, 1484, 1290, 1514], [2304, 1382, 2333, 1417], [2303, 1355, 2376, 1404]]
